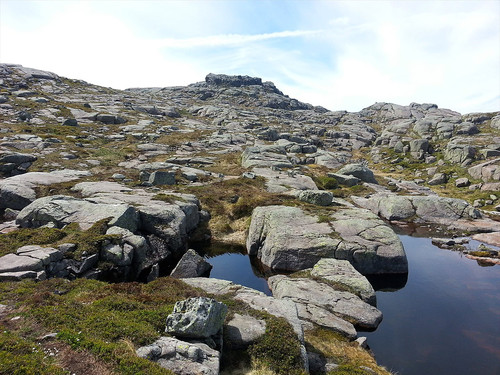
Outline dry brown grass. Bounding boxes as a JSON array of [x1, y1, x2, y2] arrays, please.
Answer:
[[305, 328, 392, 375]]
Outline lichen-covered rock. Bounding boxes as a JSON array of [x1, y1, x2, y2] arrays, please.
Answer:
[[246, 205, 339, 271], [298, 190, 333, 206], [165, 297, 227, 339]]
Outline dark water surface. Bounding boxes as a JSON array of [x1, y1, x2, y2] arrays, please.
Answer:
[[207, 252, 272, 295], [207, 235, 500, 375], [365, 235, 500, 375]]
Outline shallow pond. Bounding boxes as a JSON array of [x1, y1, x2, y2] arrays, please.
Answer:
[[205, 235, 500, 375], [364, 235, 500, 375]]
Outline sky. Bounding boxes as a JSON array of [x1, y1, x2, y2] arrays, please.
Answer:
[[0, 0, 499, 114]]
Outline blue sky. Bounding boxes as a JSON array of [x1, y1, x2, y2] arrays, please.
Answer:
[[1, 0, 499, 114]]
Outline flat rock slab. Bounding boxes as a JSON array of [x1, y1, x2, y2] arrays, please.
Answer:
[[0, 169, 91, 210], [242, 145, 293, 169], [472, 232, 500, 247], [311, 259, 376, 306], [136, 336, 220, 375], [352, 193, 481, 225], [16, 195, 139, 232], [246, 205, 407, 275], [252, 167, 317, 193], [0, 253, 43, 273], [268, 275, 382, 331]]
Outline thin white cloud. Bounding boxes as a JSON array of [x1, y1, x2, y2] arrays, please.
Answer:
[[154, 30, 323, 48]]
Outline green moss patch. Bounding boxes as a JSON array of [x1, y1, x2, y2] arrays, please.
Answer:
[[0, 227, 66, 257], [248, 317, 306, 375], [0, 331, 67, 375], [0, 277, 203, 374]]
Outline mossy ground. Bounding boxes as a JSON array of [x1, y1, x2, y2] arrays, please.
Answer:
[[0, 277, 310, 375]]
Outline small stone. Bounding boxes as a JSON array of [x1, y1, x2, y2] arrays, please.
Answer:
[[112, 173, 126, 180], [455, 177, 470, 188], [355, 336, 368, 349], [428, 172, 447, 185], [148, 171, 175, 186], [62, 118, 78, 126]]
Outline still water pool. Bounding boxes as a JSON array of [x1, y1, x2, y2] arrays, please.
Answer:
[[206, 235, 500, 375], [364, 235, 500, 375]]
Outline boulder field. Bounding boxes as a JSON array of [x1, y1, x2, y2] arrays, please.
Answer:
[[0, 64, 499, 375]]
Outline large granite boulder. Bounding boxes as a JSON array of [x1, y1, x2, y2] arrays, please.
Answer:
[[246, 205, 407, 275], [268, 275, 382, 331], [298, 190, 333, 206], [165, 297, 227, 339], [468, 158, 500, 182], [246, 205, 339, 272], [136, 336, 220, 375]]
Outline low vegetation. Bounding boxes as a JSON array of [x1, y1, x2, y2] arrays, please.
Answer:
[[0, 277, 311, 375]]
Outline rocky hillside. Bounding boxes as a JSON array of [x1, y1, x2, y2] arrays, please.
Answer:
[[0, 64, 499, 375]]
